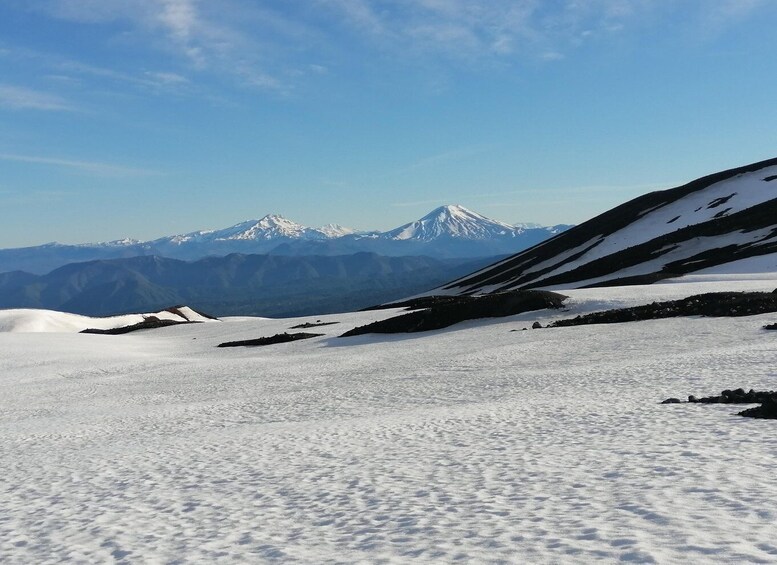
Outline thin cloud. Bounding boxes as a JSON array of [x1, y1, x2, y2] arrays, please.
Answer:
[[319, 0, 642, 61], [0, 84, 75, 111], [28, 0, 289, 91], [0, 153, 161, 176]]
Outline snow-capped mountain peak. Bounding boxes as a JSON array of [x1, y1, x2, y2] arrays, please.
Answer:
[[384, 204, 519, 242], [219, 214, 312, 241], [317, 223, 356, 238], [161, 214, 327, 245]]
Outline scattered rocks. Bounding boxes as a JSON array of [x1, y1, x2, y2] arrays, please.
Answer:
[[532, 321, 543, 329], [289, 320, 340, 329], [686, 388, 777, 404], [217, 332, 323, 347], [661, 388, 777, 420], [551, 291, 777, 328]]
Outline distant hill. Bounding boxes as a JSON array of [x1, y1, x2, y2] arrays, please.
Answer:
[[0, 253, 496, 318], [435, 157, 777, 295], [0, 205, 570, 274]]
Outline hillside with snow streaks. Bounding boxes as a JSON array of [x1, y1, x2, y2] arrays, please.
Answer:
[[440, 157, 777, 294]]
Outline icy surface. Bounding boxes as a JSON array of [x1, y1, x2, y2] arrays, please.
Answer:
[[2, 279, 777, 563]]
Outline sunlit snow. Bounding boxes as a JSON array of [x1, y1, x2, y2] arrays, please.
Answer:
[[2, 276, 777, 562]]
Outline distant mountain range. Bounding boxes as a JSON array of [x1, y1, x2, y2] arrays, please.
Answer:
[[0, 253, 495, 318], [435, 157, 777, 295], [0, 205, 571, 275]]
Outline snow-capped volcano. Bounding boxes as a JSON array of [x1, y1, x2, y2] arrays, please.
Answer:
[[0, 207, 570, 273], [383, 205, 520, 241], [439, 157, 777, 294]]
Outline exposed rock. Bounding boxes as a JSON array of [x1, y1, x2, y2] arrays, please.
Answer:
[[532, 321, 542, 329], [81, 317, 192, 335], [342, 290, 566, 337], [661, 389, 777, 420], [685, 388, 777, 404], [552, 292, 777, 328], [738, 397, 777, 419], [289, 321, 340, 329], [217, 332, 323, 347]]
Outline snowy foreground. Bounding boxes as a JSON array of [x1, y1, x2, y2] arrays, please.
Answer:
[[2, 276, 777, 563]]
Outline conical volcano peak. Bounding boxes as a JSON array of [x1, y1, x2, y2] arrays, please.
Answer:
[[385, 204, 517, 241]]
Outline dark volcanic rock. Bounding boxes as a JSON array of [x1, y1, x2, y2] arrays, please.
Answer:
[[81, 316, 192, 335], [289, 320, 340, 329], [738, 397, 777, 419], [341, 290, 566, 337], [217, 332, 323, 347], [687, 388, 777, 405], [661, 389, 777, 420], [551, 292, 777, 328], [764, 323, 777, 330]]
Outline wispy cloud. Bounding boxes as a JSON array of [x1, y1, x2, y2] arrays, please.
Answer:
[[319, 0, 646, 61], [28, 0, 293, 91], [16, 0, 774, 95], [700, 0, 767, 34], [0, 84, 75, 111], [0, 153, 161, 176], [320, 0, 774, 62]]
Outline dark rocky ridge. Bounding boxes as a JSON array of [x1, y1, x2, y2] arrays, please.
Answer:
[[81, 316, 192, 335], [341, 290, 566, 336]]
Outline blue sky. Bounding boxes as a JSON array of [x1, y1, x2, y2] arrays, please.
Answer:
[[1, 0, 776, 247]]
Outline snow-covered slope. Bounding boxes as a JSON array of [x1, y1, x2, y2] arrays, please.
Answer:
[[2, 277, 777, 562], [0, 305, 215, 333], [440, 157, 777, 294]]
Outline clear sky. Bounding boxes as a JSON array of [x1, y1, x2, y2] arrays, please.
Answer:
[[1, 1, 776, 247]]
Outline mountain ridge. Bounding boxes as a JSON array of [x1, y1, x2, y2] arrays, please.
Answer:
[[0, 252, 498, 318], [0, 205, 569, 274]]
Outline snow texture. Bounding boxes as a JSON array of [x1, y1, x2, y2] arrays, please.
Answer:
[[2, 277, 777, 563]]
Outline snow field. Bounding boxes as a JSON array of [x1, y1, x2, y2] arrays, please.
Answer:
[[1, 279, 777, 563]]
